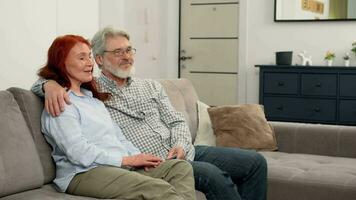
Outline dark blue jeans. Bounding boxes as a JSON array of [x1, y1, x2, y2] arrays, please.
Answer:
[[191, 146, 267, 200]]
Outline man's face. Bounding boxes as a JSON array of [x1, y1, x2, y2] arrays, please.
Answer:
[[97, 36, 135, 79]]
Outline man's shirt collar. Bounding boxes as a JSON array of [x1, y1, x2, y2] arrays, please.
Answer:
[[99, 72, 134, 87]]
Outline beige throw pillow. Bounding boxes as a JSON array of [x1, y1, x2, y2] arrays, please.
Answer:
[[207, 104, 277, 151], [194, 101, 216, 146]]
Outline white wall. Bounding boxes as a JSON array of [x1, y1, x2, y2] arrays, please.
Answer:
[[3, 0, 356, 107], [238, 0, 356, 104], [0, 0, 177, 90], [0, 0, 99, 90]]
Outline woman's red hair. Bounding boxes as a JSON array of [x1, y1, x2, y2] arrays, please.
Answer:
[[38, 35, 109, 101]]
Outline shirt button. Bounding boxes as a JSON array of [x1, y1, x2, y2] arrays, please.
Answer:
[[139, 111, 145, 117]]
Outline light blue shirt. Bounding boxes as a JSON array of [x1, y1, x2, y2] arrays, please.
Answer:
[[41, 88, 140, 192]]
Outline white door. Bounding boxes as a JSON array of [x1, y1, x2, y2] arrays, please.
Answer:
[[179, 0, 239, 106]]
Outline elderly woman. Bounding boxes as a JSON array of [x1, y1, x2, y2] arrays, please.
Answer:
[[37, 35, 196, 200]]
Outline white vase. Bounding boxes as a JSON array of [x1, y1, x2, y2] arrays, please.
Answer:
[[327, 60, 333, 66], [344, 60, 350, 67]]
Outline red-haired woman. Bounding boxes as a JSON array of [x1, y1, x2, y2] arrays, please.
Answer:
[[38, 35, 196, 200]]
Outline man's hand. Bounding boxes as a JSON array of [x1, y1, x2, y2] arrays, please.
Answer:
[[122, 153, 162, 168], [167, 146, 185, 160], [43, 80, 71, 117]]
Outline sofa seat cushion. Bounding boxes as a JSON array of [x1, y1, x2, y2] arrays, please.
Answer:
[[0, 184, 207, 200], [0, 185, 101, 200], [261, 151, 356, 200]]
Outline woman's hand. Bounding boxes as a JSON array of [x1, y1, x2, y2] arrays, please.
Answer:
[[122, 153, 162, 168]]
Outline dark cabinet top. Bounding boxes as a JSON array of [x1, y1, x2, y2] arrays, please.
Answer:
[[255, 65, 356, 70]]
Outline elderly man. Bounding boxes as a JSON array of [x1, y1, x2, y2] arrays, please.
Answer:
[[32, 26, 267, 200]]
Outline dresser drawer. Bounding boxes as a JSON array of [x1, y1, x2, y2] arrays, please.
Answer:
[[339, 100, 356, 123], [264, 97, 303, 120], [301, 74, 337, 96], [301, 99, 336, 121], [264, 97, 336, 122], [340, 74, 356, 97], [263, 73, 298, 94]]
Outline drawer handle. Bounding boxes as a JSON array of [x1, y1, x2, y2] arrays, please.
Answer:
[[315, 83, 322, 88], [314, 108, 321, 113], [277, 82, 285, 86], [277, 106, 284, 111]]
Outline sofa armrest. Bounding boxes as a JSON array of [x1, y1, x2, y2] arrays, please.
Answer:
[[269, 121, 356, 158]]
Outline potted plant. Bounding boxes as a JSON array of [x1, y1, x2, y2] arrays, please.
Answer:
[[352, 42, 356, 56], [343, 52, 350, 67], [324, 51, 335, 66]]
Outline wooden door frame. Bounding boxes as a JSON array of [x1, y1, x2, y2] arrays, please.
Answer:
[[178, 0, 182, 78]]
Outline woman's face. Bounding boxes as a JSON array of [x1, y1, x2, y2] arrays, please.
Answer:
[[65, 42, 94, 86]]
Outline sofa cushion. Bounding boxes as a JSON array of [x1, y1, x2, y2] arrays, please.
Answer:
[[261, 151, 356, 200], [270, 121, 356, 158], [7, 87, 56, 184], [208, 104, 277, 151], [0, 91, 44, 197], [1, 185, 101, 200], [0, 184, 207, 200], [194, 100, 215, 146]]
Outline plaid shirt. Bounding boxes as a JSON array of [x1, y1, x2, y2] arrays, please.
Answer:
[[96, 74, 195, 161]]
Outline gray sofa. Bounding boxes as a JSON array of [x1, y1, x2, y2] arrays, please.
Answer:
[[1, 78, 356, 200]]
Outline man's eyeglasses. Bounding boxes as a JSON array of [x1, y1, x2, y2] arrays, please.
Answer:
[[103, 47, 137, 57]]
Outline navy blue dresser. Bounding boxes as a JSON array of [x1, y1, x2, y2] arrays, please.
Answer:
[[257, 65, 356, 125]]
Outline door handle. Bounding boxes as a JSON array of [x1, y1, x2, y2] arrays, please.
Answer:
[[180, 56, 192, 61]]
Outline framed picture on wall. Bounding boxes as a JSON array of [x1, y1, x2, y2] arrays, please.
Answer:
[[275, 0, 356, 22]]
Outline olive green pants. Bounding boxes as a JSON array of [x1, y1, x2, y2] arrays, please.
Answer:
[[66, 159, 196, 200]]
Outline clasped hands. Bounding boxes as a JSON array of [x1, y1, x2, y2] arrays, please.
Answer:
[[122, 147, 185, 171], [122, 153, 162, 171]]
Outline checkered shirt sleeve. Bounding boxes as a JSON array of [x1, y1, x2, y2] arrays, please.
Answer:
[[30, 78, 48, 97], [153, 81, 194, 156]]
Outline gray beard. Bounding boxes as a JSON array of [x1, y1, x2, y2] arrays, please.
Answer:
[[105, 65, 135, 79]]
